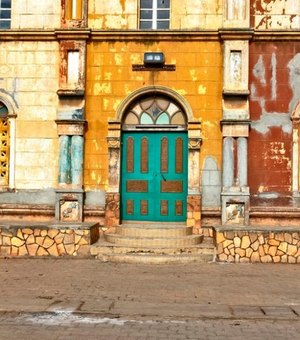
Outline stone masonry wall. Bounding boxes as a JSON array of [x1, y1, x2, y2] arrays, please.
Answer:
[[88, 0, 223, 30], [11, 0, 60, 29], [0, 41, 59, 190], [0, 223, 99, 257], [215, 226, 300, 263]]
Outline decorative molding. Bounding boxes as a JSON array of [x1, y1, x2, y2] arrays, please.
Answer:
[[115, 85, 195, 123], [107, 137, 120, 149], [55, 29, 91, 40], [219, 29, 253, 41], [223, 0, 250, 29], [223, 40, 249, 93], [0, 30, 55, 41], [57, 89, 85, 97], [0, 29, 298, 42], [223, 89, 250, 96], [253, 30, 300, 41], [132, 64, 176, 71], [55, 119, 86, 136], [91, 30, 219, 42], [188, 137, 202, 150]]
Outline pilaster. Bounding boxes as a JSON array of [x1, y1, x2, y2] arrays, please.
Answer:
[[187, 121, 202, 231], [105, 121, 122, 227], [55, 0, 88, 222], [220, 1, 251, 226]]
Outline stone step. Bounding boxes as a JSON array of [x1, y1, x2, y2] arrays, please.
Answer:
[[115, 224, 193, 238], [95, 252, 215, 264], [90, 240, 214, 256], [104, 233, 203, 248]]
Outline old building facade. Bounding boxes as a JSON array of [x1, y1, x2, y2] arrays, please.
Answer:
[[0, 0, 299, 262]]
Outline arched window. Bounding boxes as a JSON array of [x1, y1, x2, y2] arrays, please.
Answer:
[[122, 95, 186, 130], [0, 101, 9, 187]]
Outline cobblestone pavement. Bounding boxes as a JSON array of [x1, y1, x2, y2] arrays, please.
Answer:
[[0, 259, 299, 339]]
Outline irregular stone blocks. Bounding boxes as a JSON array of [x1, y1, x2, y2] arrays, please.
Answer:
[[0, 222, 99, 257], [214, 226, 300, 263]]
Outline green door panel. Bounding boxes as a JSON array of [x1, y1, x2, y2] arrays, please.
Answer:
[[121, 131, 188, 222]]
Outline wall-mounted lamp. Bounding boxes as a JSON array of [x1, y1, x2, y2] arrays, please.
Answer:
[[132, 52, 175, 71], [144, 52, 165, 66]]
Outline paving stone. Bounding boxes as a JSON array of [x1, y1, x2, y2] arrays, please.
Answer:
[[261, 306, 298, 317], [291, 305, 300, 316], [231, 306, 265, 318]]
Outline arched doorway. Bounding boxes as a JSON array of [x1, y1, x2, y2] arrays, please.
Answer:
[[0, 101, 9, 187], [121, 95, 188, 222], [0, 95, 17, 190], [105, 86, 201, 229]]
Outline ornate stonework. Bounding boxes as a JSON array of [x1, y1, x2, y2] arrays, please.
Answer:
[[105, 86, 202, 227]]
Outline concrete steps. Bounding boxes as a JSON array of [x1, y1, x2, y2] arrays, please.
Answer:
[[90, 222, 215, 264]]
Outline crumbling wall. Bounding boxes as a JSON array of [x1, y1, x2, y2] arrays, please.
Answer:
[[250, 0, 300, 30], [249, 42, 300, 194], [88, 0, 223, 30]]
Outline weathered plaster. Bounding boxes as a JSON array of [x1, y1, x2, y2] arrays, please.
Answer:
[[251, 0, 300, 30], [85, 41, 222, 190], [201, 156, 221, 207], [11, 0, 61, 29], [89, 0, 224, 30], [0, 41, 59, 190], [252, 55, 266, 85], [0, 189, 56, 205], [249, 43, 297, 194], [251, 111, 292, 134], [250, 51, 297, 134], [288, 53, 300, 115]]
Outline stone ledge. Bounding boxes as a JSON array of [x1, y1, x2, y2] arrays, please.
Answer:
[[214, 226, 300, 264], [0, 222, 99, 257], [214, 225, 300, 232]]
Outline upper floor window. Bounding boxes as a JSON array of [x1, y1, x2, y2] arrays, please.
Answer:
[[0, 0, 11, 29], [140, 0, 170, 30], [66, 0, 83, 20]]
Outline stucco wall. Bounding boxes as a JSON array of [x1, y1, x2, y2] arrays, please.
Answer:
[[11, 0, 61, 29], [249, 42, 300, 194], [0, 41, 59, 189], [84, 40, 223, 195], [88, 0, 223, 30], [250, 0, 300, 30]]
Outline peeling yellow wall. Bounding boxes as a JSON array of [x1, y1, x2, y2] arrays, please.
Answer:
[[88, 0, 223, 29], [84, 40, 222, 190]]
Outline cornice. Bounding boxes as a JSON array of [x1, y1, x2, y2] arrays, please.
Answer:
[[0, 28, 299, 42], [253, 30, 300, 41], [90, 30, 219, 41], [219, 28, 254, 40], [0, 29, 55, 41], [55, 28, 91, 40]]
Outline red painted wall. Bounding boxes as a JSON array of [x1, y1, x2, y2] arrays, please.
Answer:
[[248, 42, 300, 194]]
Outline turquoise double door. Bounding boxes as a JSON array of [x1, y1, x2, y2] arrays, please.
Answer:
[[121, 131, 188, 222]]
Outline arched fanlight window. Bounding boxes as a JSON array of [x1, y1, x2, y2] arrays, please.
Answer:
[[0, 101, 9, 186], [123, 95, 186, 130]]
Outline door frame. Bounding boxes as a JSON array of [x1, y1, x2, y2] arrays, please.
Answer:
[[121, 131, 188, 222], [105, 86, 202, 230]]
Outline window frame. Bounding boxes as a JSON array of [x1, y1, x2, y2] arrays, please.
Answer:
[[0, 0, 11, 29], [139, 0, 170, 30]]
